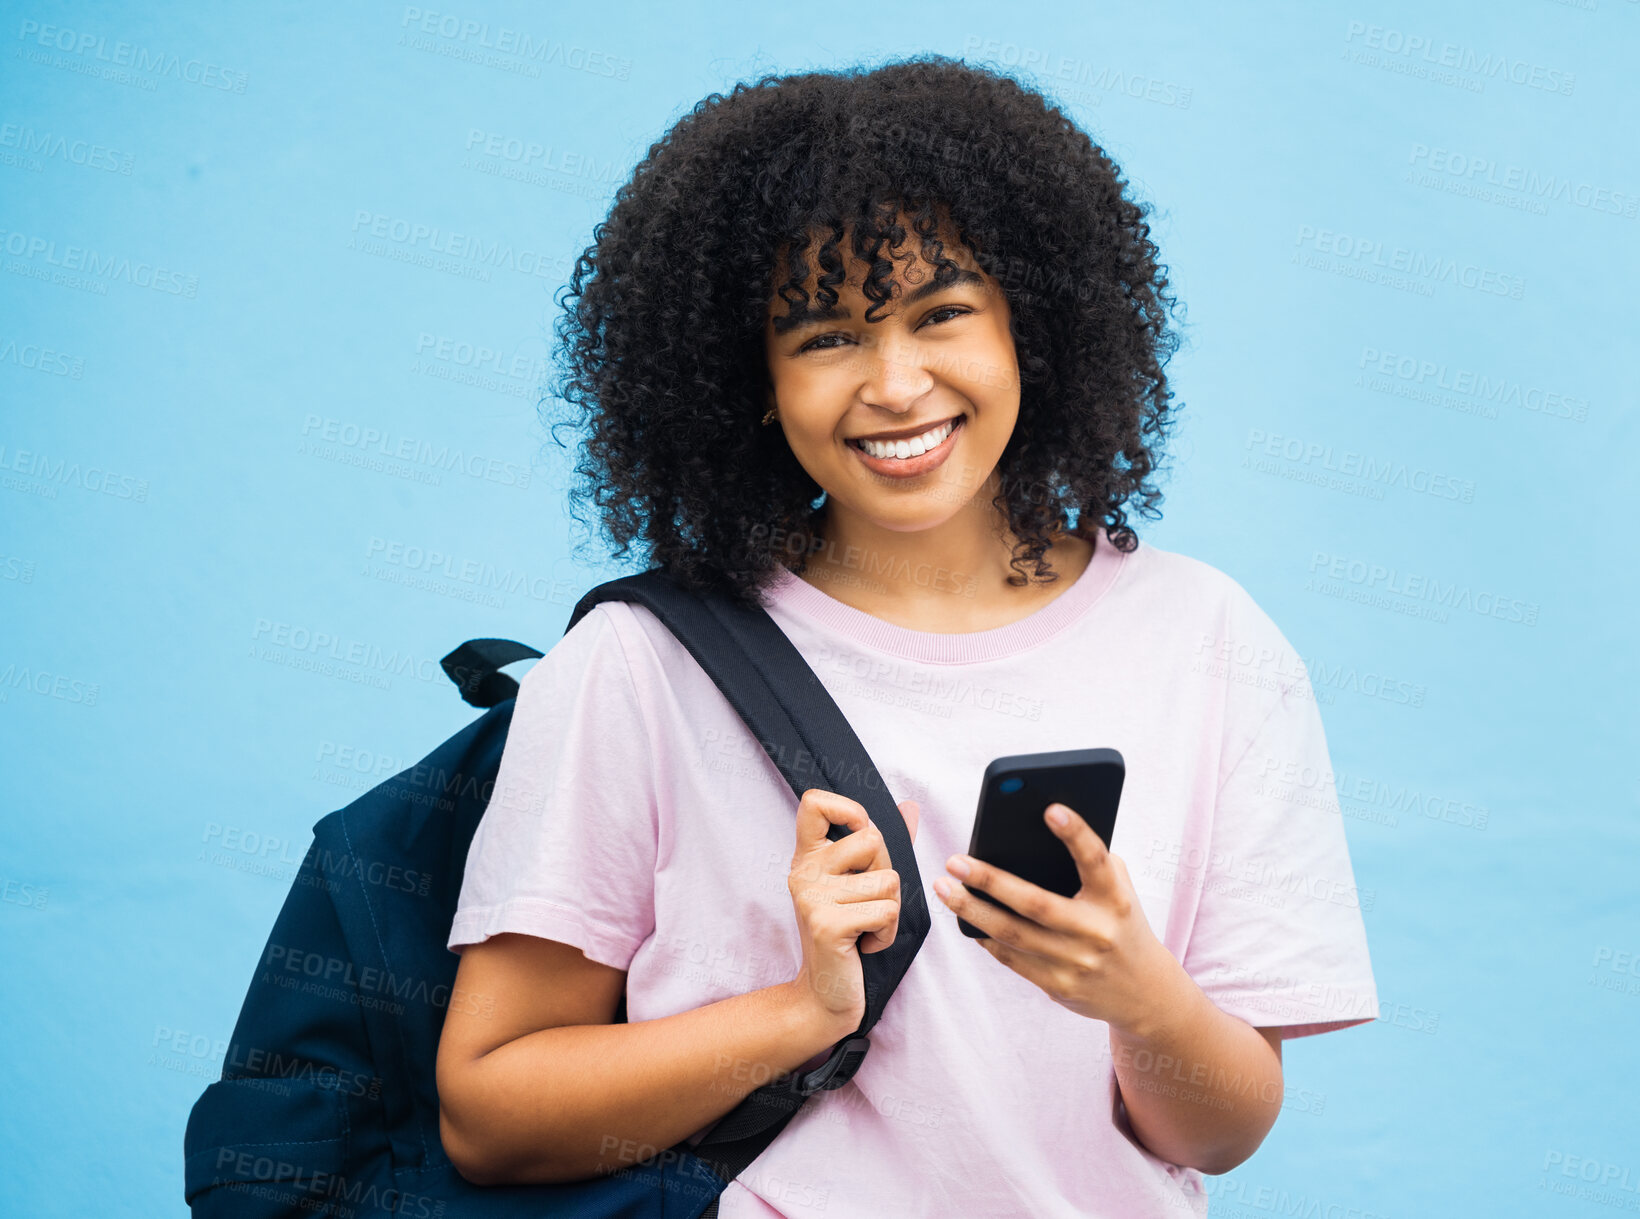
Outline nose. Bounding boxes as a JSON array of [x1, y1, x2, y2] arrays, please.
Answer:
[[857, 333, 934, 412]]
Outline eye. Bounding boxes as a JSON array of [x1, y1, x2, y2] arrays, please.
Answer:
[[795, 305, 971, 354], [920, 304, 971, 328], [796, 331, 852, 354]]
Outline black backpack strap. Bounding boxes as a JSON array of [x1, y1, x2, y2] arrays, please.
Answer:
[[439, 638, 544, 708], [566, 568, 931, 1207]]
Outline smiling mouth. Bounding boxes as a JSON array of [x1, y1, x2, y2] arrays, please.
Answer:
[[845, 415, 963, 459]]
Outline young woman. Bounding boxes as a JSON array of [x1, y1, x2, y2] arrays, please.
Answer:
[[436, 55, 1378, 1218]]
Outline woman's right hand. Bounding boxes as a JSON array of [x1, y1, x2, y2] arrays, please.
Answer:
[[783, 788, 920, 1038]]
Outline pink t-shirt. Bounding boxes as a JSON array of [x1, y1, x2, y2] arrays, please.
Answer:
[[448, 533, 1379, 1218]]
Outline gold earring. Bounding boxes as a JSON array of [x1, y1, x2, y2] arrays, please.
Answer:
[[762, 405, 778, 426]]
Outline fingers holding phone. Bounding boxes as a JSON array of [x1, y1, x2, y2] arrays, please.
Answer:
[[953, 748, 1124, 939]]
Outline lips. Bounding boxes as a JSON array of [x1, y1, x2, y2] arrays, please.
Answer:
[[846, 414, 963, 447], [846, 414, 965, 480]]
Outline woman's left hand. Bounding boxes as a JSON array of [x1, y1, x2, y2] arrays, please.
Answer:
[[932, 802, 1180, 1033]]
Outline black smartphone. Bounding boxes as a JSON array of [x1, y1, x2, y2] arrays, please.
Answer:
[[957, 747, 1125, 938]]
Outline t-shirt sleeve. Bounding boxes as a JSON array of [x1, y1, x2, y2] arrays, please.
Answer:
[[1180, 597, 1380, 1040], [446, 602, 660, 971]]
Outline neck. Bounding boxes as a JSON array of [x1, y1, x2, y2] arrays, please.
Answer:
[[786, 482, 1091, 625]]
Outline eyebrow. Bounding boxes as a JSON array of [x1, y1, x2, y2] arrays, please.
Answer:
[[770, 267, 987, 335]]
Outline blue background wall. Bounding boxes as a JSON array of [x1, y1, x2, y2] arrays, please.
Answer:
[[3, 1, 1636, 1214]]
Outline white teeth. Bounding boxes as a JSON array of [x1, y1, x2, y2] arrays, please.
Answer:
[[856, 418, 956, 460]]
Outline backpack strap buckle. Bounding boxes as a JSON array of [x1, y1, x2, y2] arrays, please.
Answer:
[[793, 1035, 871, 1095]]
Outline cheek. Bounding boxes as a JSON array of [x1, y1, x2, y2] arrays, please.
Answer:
[[787, 418, 844, 457], [950, 337, 1019, 404], [780, 427, 852, 488], [980, 337, 1021, 395]]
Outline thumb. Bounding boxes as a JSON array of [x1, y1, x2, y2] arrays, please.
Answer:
[[898, 799, 920, 844]]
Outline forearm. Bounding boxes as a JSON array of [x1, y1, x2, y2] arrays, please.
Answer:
[[441, 980, 843, 1186], [1109, 952, 1283, 1175]]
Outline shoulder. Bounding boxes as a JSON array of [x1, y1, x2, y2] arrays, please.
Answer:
[[1120, 535, 1310, 698], [567, 598, 689, 674], [1119, 535, 1246, 605], [504, 599, 671, 755], [517, 599, 652, 701], [557, 598, 646, 660], [544, 597, 712, 702]]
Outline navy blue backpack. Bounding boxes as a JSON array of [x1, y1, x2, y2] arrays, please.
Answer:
[[183, 567, 931, 1218]]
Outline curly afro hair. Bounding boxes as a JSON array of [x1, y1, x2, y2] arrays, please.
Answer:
[[547, 52, 1184, 609]]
